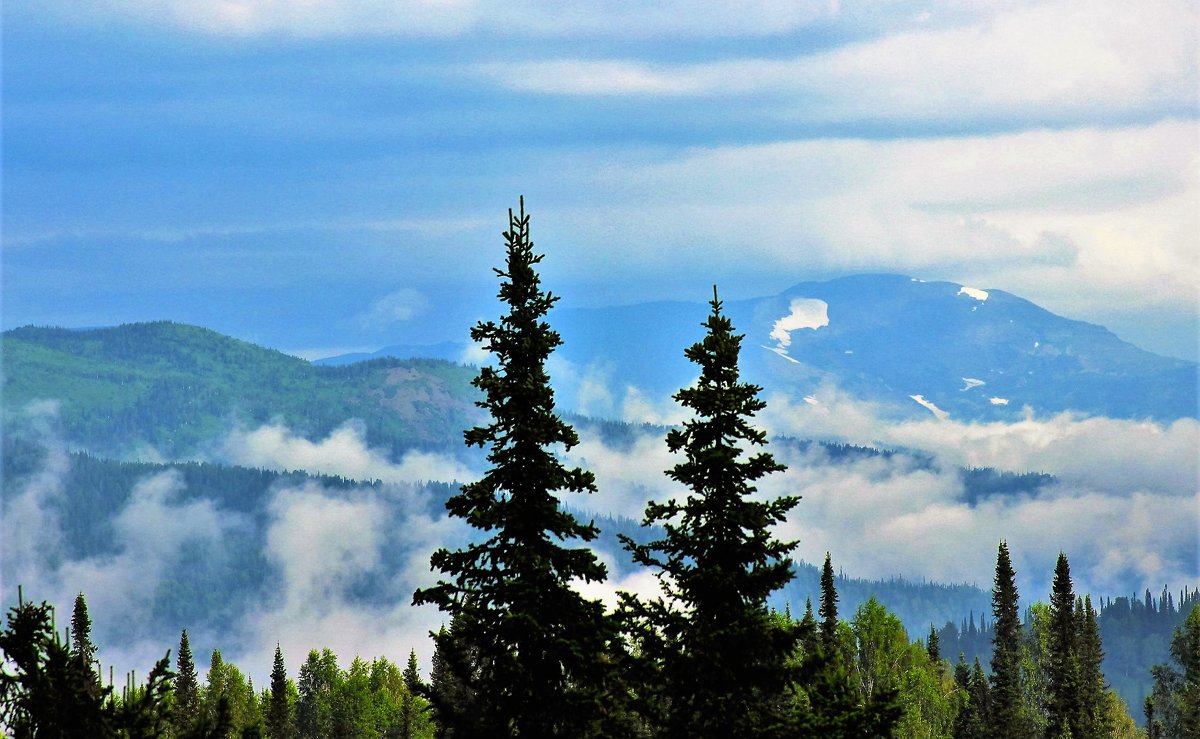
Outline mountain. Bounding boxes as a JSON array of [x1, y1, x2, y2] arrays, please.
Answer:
[[1, 321, 483, 458], [323, 274, 1198, 422]]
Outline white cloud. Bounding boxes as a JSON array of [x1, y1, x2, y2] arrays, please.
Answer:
[[488, 0, 1196, 122], [220, 421, 477, 483], [546, 120, 1198, 322], [356, 288, 429, 331], [31, 0, 932, 38]]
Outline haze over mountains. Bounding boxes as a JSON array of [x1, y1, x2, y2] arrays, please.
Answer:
[[319, 273, 1199, 423]]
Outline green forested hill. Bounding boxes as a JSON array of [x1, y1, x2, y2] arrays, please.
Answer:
[[1, 322, 482, 458]]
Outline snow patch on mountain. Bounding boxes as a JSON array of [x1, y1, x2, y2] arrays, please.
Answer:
[[769, 298, 828, 355], [910, 394, 950, 420], [958, 286, 989, 301]]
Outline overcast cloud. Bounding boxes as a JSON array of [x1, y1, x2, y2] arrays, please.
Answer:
[[2, 0, 1196, 358]]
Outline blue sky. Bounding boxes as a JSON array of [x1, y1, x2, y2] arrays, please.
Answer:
[[3, 0, 1197, 359]]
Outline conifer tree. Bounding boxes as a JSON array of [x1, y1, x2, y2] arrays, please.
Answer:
[[1074, 595, 1107, 737], [70, 592, 96, 670], [1045, 552, 1078, 739], [622, 288, 801, 738], [173, 629, 201, 736], [413, 198, 613, 738], [266, 644, 293, 739], [401, 649, 424, 739], [990, 541, 1024, 737], [428, 621, 480, 739], [927, 624, 941, 664], [820, 552, 840, 653]]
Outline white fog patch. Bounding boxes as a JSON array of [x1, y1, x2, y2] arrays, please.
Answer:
[[2, 403, 71, 590], [769, 298, 829, 353], [221, 422, 476, 484], [242, 479, 469, 678], [958, 286, 989, 301], [562, 432, 677, 519], [56, 472, 227, 618], [620, 385, 688, 427], [459, 340, 490, 367]]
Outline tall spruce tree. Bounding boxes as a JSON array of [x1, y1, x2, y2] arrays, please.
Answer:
[[990, 541, 1024, 737], [819, 552, 840, 653], [1045, 552, 1078, 739], [1074, 595, 1107, 737], [412, 198, 613, 738], [401, 649, 424, 739], [173, 629, 201, 736], [267, 644, 292, 739], [70, 592, 96, 670], [622, 288, 801, 739]]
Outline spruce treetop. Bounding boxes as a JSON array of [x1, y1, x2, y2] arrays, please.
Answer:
[[413, 198, 613, 737], [621, 288, 802, 738]]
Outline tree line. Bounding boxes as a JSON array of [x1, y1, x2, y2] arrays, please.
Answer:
[[2, 199, 1196, 737]]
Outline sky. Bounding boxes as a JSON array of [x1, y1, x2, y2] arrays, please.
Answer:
[[2, 0, 1198, 360]]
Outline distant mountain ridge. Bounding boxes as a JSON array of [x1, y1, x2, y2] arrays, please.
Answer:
[[322, 274, 1198, 422], [1, 321, 482, 459]]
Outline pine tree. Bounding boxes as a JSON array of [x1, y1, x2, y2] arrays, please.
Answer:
[[428, 621, 480, 739], [927, 624, 941, 664], [412, 198, 614, 738], [266, 644, 292, 739], [990, 541, 1024, 737], [1045, 552, 1078, 739], [173, 629, 201, 736], [70, 592, 96, 669], [621, 288, 802, 738], [819, 552, 840, 653], [1074, 596, 1107, 737], [401, 649, 424, 739]]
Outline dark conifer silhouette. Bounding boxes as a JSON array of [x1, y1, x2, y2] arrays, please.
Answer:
[[413, 198, 613, 738], [621, 288, 801, 738], [173, 629, 201, 736], [990, 541, 1023, 737], [820, 552, 840, 653], [266, 644, 292, 739], [1045, 552, 1078, 738], [70, 592, 96, 671], [1075, 595, 1107, 737]]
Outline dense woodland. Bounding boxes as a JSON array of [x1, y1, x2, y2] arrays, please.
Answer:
[[3, 202, 1197, 737]]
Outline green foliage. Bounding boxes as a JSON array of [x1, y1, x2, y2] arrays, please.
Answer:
[[413, 199, 613, 737], [821, 553, 842, 654], [621, 289, 802, 739], [297, 649, 339, 739], [1, 322, 481, 459], [70, 592, 96, 669], [990, 541, 1024, 737], [0, 594, 175, 738], [266, 645, 294, 739], [1046, 553, 1079, 738], [174, 629, 202, 736], [1149, 604, 1200, 738]]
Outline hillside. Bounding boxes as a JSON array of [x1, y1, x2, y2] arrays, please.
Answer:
[[2, 322, 482, 459]]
